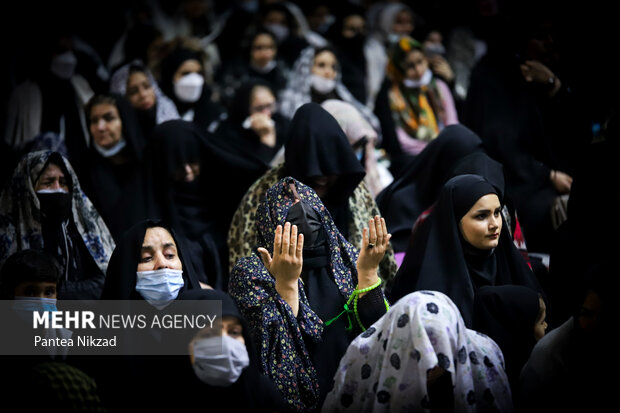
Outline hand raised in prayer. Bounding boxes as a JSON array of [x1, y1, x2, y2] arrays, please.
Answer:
[[257, 222, 304, 315], [356, 216, 391, 290]]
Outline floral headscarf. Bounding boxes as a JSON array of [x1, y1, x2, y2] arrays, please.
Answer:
[[387, 36, 444, 142], [323, 290, 513, 412], [0, 150, 115, 272], [229, 176, 364, 412]]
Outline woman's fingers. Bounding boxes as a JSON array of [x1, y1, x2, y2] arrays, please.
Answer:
[[257, 247, 272, 270], [296, 233, 304, 260], [281, 222, 291, 255], [375, 216, 384, 247], [368, 217, 377, 246], [289, 224, 298, 256], [274, 225, 282, 256]]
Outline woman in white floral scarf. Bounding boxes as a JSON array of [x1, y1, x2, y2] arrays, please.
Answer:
[[323, 290, 513, 412]]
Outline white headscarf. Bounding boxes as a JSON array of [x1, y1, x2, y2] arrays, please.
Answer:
[[109, 59, 180, 125], [323, 290, 513, 412]]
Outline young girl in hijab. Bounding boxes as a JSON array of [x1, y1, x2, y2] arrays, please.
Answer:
[[387, 174, 543, 327], [81, 93, 148, 240], [229, 177, 392, 412], [174, 288, 289, 412], [322, 290, 514, 412], [109, 59, 180, 138], [227, 103, 397, 282], [211, 78, 290, 167], [157, 38, 225, 132], [376, 124, 484, 254], [384, 36, 458, 156], [0, 150, 115, 299]]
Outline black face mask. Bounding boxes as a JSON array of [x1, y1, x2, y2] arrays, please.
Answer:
[[286, 201, 324, 247], [37, 192, 72, 223]]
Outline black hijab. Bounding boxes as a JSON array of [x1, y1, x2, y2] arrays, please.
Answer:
[[325, 3, 368, 103], [376, 124, 484, 252], [101, 219, 200, 300], [159, 47, 224, 132], [215, 78, 290, 167], [283, 102, 365, 204], [473, 285, 542, 391], [80, 93, 146, 241], [388, 174, 543, 327]]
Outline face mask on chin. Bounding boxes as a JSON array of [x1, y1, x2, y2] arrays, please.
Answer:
[[93, 139, 127, 158], [50, 50, 77, 80], [310, 74, 336, 94]]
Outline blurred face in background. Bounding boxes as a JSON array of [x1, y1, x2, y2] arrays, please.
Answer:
[[126, 71, 156, 111]]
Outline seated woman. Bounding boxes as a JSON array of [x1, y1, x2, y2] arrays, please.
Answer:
[[216, 27, 290, 108], [387, 174, 544, 327], [157, 38, 225, 133], [322, 290, 513, 412], [100, 219, 200, 303], [0, 150, 115, 300], [376, 124, 484, 254], [229, 177, 391, 412], [80, 93, 148, 240], [211, 78, 290, 167], [173, 288, 289, 412], [109, 59, 180, 138], [227, 103, 397, 282], [382, 36, 459, 156], [278, 45, 380, 135]]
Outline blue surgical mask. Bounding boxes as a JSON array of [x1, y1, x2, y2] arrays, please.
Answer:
[[13, 296, 58, 323], [93, 138, 127, 158], [192, 335, 250, 386], [135, 269, 184, 310]]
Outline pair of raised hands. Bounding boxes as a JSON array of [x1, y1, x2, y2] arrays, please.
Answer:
[[257, 215, 390, 314]]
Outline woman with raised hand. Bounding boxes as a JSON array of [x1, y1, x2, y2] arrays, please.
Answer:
[[229, 177, 391, 412]]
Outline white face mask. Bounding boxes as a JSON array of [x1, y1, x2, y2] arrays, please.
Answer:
[[403, 69, 433, 88], [192, 335, 250, 387], [387, 33, 401, 45], [93, 139, 127, 158], [265, 23, 289, 43], [250, 59, 277, 74], [135, 269, 184, 310], [311, 74, 336, 94], [50, 50, 77, 80], [36, 188, 69, 194], [174, 73, 204, 103]]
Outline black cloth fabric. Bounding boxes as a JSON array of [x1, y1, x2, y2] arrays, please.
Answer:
[[376, 124, 484, 252], [463, 51, 590, 253], [282, 103, 366, 238], [325, 3, 369, 104], [213, 79, 290, 167], [387, 174, 544, 327], [547, 139, 620, 327], [125, 119, 267, 289], [473, 285, 542, 393], [100, 219, 200, 300], [77, 94, 147, 241]]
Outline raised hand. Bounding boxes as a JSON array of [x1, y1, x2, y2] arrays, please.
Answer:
[[356, 216, 391, 290], [257, 222, 304, 315]]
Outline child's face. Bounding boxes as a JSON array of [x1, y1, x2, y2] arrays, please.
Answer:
[[533, 297, 548, 341], [14, 281, 57, 299]]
